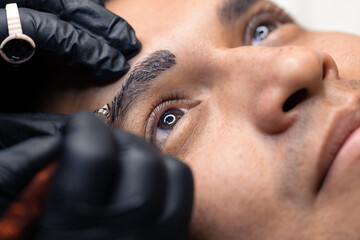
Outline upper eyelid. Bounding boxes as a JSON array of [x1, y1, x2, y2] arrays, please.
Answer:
[[246, 3, 294, 25]]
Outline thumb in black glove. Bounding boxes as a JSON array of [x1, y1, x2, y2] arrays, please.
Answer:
[[32, 112, 194, 240]]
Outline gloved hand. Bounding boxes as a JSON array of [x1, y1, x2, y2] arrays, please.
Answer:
[[0, 113, 68, 149], [0, 0, 141, 81], [0, 113, 67, 223], [0, 112, 194, 240]]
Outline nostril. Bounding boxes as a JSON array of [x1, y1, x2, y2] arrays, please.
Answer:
[[282, 88, 308, 112]]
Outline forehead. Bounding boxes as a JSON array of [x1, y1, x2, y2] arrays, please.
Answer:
[[106, 0, 261, 63], [107, 0, 220, 26], [108, 0, 260, 31], [107, 0, 220, 42]]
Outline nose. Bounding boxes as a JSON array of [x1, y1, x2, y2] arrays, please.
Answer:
[[248, 46, 339, 134]]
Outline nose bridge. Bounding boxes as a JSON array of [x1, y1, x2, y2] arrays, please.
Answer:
[[216, 45, 338, 135]]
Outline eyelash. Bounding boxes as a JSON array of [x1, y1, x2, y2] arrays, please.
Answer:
[[145, 92, 191, 145], [244, 5, 294, 45]]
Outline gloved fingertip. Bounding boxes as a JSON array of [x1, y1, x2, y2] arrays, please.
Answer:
[[64, 111, 108, 138], [124, 39, 142, 60], [94, 56, 130, 83], [63, 111, 114, 154], [155, 155, 194, 239], [110, 130, 166, 209], [54, 111, 117, 205], [87, 0, 104, 6], [163, 155, 194, 192]]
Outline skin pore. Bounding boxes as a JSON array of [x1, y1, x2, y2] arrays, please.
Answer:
[[42, 0, 360, 239]]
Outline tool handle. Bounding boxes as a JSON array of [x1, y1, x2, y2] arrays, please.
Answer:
[[0, 162, 57, 240]]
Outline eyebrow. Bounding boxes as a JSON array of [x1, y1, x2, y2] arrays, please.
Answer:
[[109, 0, 258, 125], [110, 50, 176, 124], [218, 0, 259, 24]]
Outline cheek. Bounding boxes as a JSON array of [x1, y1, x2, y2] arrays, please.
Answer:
[[330, 41, 360, 80], [183, 126, 284, 238], [298, 32, 360, 80]]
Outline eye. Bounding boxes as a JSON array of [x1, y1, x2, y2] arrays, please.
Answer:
[[158, 108, 185, 131], [145, 97, 195, 149], [244, 6, 294, 45], [253, 21, 278, 42], [155, 108, 187, 147], [145, 97, 200, 149]]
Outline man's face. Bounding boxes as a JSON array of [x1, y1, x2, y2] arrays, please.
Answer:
[[50, 0, 360, 239]]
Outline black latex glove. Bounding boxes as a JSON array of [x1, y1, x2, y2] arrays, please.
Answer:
[[0, 113, 68, 149], [0, 0, 141, 81], [0, 113, 67, 219], [0, 112, 194, 240]]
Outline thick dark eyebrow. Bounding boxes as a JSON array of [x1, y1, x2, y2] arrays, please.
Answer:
[[218, 0, 259, 24], [108, 0, 258, 125], [109, 50, 176, 125]]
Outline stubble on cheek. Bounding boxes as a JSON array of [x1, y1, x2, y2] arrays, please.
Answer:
[[341, 79, 360, 89], [273, 79, 360, 206], [273, 114, 311, 207]]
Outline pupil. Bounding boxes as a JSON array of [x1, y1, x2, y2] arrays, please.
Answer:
[[164, 114, 176, 125], [158, 109, 185, 131], [254, 22, 277, 42], [254, 25, 269, 41]]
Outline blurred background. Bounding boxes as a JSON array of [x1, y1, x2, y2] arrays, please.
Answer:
[[271, 0, 360, 35]]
